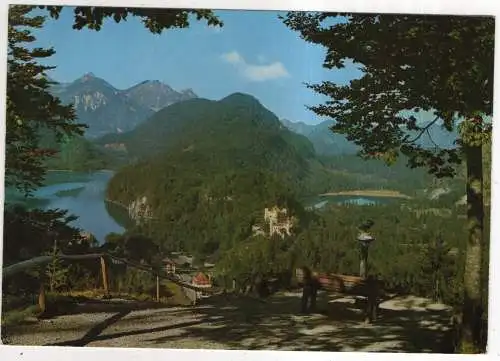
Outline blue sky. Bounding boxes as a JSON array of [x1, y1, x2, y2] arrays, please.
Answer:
[[34, 8, 361, 125]]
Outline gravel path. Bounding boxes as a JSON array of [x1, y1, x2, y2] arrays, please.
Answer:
[[2, 292, 454, 352]]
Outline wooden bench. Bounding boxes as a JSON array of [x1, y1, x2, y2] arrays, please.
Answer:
[[295, 267, 385, 323]]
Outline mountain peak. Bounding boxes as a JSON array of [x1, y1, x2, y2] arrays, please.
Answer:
[[73, 72, 113, 88], [141, 79, 162, 85], [65, 73, 117, 97], [220, 92, 262, 106], [121, 80, 197, 113], [181, 88, 197, 97], [134, 80, 174, 92], [82, 72, 96, 80]]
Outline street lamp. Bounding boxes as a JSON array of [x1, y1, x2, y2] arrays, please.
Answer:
[[357, 219, 375, 279], [48, 222, 58, 254]]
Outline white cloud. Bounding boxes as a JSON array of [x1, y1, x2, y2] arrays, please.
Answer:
[[221, 51, 244, 65], [221, 51, 290, 82], [244, 62, 289, 82]]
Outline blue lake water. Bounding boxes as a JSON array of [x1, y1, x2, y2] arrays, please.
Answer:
[[27, 171, 131, 243], [306, 194, 397, 210]]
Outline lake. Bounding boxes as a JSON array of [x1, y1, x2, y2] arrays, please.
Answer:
[[305, 194, 401, 210], [6, 171, 132, 243], [6, 172, 404, 242]]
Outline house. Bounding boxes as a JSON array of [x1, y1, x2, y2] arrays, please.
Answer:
[[192, 272, 211, 288], [162, 257, 176, 274], [192, 272, 212, 299], [172, 254, 194, 268]]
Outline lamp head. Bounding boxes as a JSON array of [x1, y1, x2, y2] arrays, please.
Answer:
[[357, 228, 375, 249]]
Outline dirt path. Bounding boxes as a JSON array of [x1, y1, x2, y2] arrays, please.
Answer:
[[2, 292, 453, 352]]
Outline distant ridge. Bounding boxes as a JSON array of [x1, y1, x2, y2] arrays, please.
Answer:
[[48, 73, 197, 138]]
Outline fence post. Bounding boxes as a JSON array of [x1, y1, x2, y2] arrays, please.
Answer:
[[156, 275, 160, 302], [38, 281, 46, 314], [100, 256, 109, 297]]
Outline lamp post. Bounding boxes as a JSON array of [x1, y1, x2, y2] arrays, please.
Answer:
[[357, 220, 375, 279]]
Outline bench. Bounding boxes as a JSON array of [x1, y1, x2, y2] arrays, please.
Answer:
[[295, 267, 385, 323]]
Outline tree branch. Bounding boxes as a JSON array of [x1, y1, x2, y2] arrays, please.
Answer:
[[407, 116, 440, 144], [426, 128, 440, 149]]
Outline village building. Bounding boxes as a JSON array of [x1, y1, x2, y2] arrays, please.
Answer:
[[172, 254, 194, 268], [162, 257, 176, 274], [192, 272, 212, 299], [192, 272, 211, 287]]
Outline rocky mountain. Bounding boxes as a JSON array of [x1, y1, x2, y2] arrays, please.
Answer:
[[122, 80, 197, 112], [50, 73, 197, 138]]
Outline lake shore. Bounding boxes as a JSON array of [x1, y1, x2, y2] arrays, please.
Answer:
[[35, 170, 127, 242], [320, 189, 412, 199], [105, 198, 129, 210]]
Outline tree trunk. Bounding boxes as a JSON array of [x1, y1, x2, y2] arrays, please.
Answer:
[[461, 144, 484, 352]]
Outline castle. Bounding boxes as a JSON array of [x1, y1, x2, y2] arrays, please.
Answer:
[[261, 206, 294, 238]]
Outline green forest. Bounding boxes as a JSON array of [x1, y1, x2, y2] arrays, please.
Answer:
[[37, 127, 113, 172]]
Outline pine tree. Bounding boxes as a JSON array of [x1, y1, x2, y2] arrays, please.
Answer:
[[6, 6, 86, 194], [419, 235, 453, 302], [45, 240, 69, 292]]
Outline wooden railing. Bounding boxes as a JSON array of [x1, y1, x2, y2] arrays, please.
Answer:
[[295, 268, 384, 295], [2, 252, 220, 313], [295, 268, 384, 323]]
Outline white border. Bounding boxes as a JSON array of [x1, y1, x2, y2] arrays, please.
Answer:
[[0, 1, 499, 361]]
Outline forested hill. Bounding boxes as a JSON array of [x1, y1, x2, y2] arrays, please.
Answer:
[[102, 91, 466, 261], [106, 92, 321, 255], [37, 127, 112, 171], [104, 92, 444, 206], [105, 92, 319, 196], [98, 88, 474, 264], [97, 93, 315, 161]]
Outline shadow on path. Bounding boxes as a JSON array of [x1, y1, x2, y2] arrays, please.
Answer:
[[46, 316, 204, 347], [8, 290, 454, 352], [47, 310, 131, 346], [140, 291, 454, 353]]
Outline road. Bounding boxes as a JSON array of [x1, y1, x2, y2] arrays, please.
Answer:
[[2, 291, 454, 352]]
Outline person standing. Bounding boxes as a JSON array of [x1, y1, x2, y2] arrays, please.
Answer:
[[301, 266, 319, 313]]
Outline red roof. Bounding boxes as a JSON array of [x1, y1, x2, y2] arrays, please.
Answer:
[[192, 272, 210, 285]]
